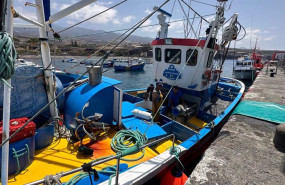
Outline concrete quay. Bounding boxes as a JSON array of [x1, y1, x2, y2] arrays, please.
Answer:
[[186, 67, 285, 185]]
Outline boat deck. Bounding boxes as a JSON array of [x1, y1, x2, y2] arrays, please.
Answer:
[[8, 128, 182, 184], [187, 66, 285, 185], [9, 99, 210, 185]]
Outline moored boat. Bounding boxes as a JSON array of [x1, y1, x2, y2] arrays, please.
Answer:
[[0, 1, 245, 185], [114, 60, 145, 71]]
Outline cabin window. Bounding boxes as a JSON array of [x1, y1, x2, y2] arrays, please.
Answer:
[[248, 62, 251, 65], [155, 48, 161, 62], [206, 51, 214, 68], [165, 49, 181, 64], [186, 49, 198, 66]]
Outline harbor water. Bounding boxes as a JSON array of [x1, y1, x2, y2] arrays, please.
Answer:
[[29, 58, 249, 90]]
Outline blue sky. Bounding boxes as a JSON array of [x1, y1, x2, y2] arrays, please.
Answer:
[[14, 0, 285, 50]]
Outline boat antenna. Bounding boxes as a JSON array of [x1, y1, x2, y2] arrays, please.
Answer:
[[250, 15, 253, 50]]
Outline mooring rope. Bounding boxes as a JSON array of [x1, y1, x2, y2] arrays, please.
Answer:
[[0, 32, 17, 88]]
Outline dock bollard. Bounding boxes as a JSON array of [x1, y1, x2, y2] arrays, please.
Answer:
[[273, 124, 285, 152]]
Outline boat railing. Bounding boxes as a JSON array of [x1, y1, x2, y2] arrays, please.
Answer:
[[25, 134, 176, 185]]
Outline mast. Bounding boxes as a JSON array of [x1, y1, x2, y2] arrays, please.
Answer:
[[1, 0, 13, 184], [35, 0, 58, 117]]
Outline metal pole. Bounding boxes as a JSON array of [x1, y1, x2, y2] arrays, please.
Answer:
[[1, 1, 13, 184], [34, 0, 58, 117], [25, 155, 117, 185], [115, 157, 120, 185], [48, 0, 98, 24]]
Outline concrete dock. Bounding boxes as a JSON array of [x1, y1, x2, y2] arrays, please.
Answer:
[[187, 66, 285, 184]]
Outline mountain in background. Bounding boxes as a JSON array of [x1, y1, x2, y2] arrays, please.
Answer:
[[14, 24, 153, 43]]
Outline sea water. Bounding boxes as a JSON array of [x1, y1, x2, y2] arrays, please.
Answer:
[[30, 58, 250, 90]]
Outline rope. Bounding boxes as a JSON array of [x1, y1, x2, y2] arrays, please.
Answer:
[[65, 164, 118, 185], [169, 146, 184, 170], [0, 32, 17, 88], [12, 144, 30, 175], [111, 130, 147, 161]]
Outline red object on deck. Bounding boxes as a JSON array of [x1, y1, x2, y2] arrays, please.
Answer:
[[160, 167, 188, 185], [0, 117, 36, 143]]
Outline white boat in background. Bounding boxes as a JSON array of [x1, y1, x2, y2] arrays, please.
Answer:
[[233, 55, 257, 81], [63, 58, 78, 63], [16, 59, 36, 66]]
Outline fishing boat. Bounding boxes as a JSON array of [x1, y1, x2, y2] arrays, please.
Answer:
[[114, 60, 145, 71], [103, 59, 117, 68], [0, 0, 245, 185], [233, 42, 263, 81]]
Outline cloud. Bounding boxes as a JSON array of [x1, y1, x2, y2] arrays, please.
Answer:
[[97, 1, 113, 6], [122, 16, 135, 23], [263, 36, 275, 41], [145, 9, 152, 14], [67, 20, 75, 25], [51, 2, 59, 11], [61, 3, 117, 25], [141, 19, 159, 33]]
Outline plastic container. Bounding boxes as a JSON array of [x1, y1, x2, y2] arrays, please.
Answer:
[[0, 117, 36, 143]]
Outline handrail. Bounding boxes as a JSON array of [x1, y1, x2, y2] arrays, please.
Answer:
[[25, 134, 175, 185]]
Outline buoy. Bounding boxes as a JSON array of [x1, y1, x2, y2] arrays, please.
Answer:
[[132, 109, 153, 120], [160, 166, 188, 185]]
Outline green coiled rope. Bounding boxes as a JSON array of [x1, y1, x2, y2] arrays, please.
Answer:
[[0, 32, 17, 87], [111, 129, 147, 161], [65, 130, 148, 185]]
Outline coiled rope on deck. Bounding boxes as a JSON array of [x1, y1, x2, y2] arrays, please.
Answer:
[[0, 32, 17, 87], [111, 130, 147, 161]]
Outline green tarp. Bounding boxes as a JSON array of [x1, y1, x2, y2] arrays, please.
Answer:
[[233, 100, 285, 124]]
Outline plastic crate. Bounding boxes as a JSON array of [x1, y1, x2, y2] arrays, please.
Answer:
[[0, 117, 36, 143]]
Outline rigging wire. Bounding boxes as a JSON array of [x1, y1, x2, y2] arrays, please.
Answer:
[[58, 14, 215, 40], [191, 0, 217, 7], [178, 0, 197, 38], [57, 0, 127, 33], [167, 0, 177, 23], [180, 0, 210, 23], [0, 0, 171, 148]]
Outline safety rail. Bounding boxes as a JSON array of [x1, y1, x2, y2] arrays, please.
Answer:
[[25, 134, 176, 185]]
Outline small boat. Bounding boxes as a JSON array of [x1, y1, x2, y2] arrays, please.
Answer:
[[16, 58, 36, 66], [63, 58, 77, 63], [103, 59, 117, 68], [114, 60, 145, 71]]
